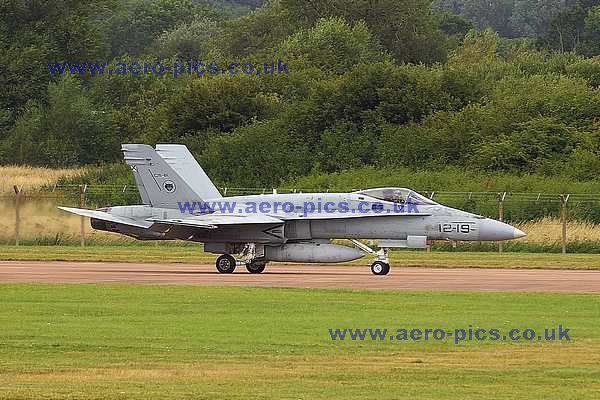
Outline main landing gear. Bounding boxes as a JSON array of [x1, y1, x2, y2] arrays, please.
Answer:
[[350, 240, 391, 276], [246, 261, 266, 274], [216, 244, 267, 274], [215, 255, 267, 274], [216, 254, 236, 273]]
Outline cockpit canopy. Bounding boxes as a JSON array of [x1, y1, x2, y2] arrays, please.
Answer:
[[355, 188, 437, 205]]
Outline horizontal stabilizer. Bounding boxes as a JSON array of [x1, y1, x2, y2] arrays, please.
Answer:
[[58, 207, 153, 229]]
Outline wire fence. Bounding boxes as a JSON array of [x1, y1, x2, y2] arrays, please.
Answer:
[[5, 184, 600, 200], [2, 184, 600, 252]]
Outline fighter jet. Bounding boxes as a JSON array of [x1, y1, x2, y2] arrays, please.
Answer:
[[59, 144, 526, 275]]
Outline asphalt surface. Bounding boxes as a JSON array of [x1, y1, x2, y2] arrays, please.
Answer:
[[0, 261, 598, 292]]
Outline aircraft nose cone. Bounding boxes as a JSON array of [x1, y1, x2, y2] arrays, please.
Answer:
[[479, 219, 526, 241], [513, 227, 527, 239]]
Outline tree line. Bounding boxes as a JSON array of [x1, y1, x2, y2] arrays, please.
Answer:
[[1, 0, 600, 186]]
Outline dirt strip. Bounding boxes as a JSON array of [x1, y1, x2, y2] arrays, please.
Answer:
[[0, 261, 598, 292]]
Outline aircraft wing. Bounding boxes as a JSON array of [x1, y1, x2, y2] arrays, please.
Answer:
[[275, 212, 431, 220], [58, 207, 153, 229], [154, 211, 432, 227], [60, 207, 283, 231], [61, 205, 422, 231], [148, 213, 284, 229]]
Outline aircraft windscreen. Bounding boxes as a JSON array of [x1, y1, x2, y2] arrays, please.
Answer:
[[357, 188, 437, 205], [406, 191, 437, 205]]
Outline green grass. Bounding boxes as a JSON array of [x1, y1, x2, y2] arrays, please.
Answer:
[[2, 244, 600, 269], [0, 244, 213, 264], [0, 285, 598, 399]]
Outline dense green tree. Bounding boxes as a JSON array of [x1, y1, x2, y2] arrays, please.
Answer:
[[317, 121, 377, 172], [537, 0, 600, 55], [200, 119, 312, 185], [3, 77, 117, 166], [460, 0, 516, 37], [438, 11, 474, 49], [215, 0, 447, 64], [154, 17, 219, 59], [0, 0, 113, 115], [566, 57, 600, 87], [209, 1, 297, 58], [282, 0, 448, 64], [580, 5, 600, 56], [470, 117, 579, 173], [510, 0, 567, 37], [107, 0, 219, 58], [3, 0, 600, 187], [1, 101, 45, 165], [280, 17, 389, 75], [154, 75, 282, 148], [450, 29, 500, 64], [435, 0, 573, 38]]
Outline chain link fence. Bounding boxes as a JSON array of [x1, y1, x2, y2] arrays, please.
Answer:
[[2, 184, 600, 252]]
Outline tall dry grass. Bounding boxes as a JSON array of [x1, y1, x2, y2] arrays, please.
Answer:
[[0, 165, 85, 192], [0, 197, 137, 244], [515, 218, 600, 243]]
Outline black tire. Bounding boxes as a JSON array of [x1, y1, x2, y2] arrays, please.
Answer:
[[246, 262, 266, 274], [371, 261, 390, 276], [216, 254, 236, 273]]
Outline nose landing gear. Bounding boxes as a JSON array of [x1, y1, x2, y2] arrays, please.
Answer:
[[370, 261, 390, 276], [350, 240, 391, 275]]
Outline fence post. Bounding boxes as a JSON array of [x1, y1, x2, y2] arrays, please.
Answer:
[[79, 184, 87, 247], [497, 192, 507, 253], [560, 194, 570, 254], [13, 185, 22, 246]]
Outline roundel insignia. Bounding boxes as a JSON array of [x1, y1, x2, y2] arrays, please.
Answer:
[[163, 180, 176, 193]]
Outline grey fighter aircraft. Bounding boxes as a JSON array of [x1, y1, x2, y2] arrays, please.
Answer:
[[59, 144, 526, 276]]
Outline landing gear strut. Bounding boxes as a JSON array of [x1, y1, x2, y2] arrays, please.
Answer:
[[216, 254, 236, 273], [350, 240, 391, 276], [240, 243, 267, 274]]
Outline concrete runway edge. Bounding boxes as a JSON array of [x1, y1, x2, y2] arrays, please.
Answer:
[[0, 261, 598, 292]]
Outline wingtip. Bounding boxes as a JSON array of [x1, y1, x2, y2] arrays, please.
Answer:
[[57, 206, 89, 215]]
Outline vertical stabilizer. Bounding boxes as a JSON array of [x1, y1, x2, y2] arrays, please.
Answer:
[[122, 144, 201, 209], [155, 144, 222, 199]]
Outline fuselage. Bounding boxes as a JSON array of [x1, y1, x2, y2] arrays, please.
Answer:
[[94, 191, 525, 244]]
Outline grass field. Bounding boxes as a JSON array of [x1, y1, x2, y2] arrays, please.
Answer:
[[0, 285, 598, 399], [1, 244, 600, 269], [0, 165, 84, 192]]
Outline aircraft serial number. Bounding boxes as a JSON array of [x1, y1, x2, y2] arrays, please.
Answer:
[[439, 223, 473, 234]]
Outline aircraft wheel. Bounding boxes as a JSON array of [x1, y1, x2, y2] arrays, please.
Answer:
[[371, 261, 390, 276], [216, 254, 236, 273], [246, 262, 266, 274]]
